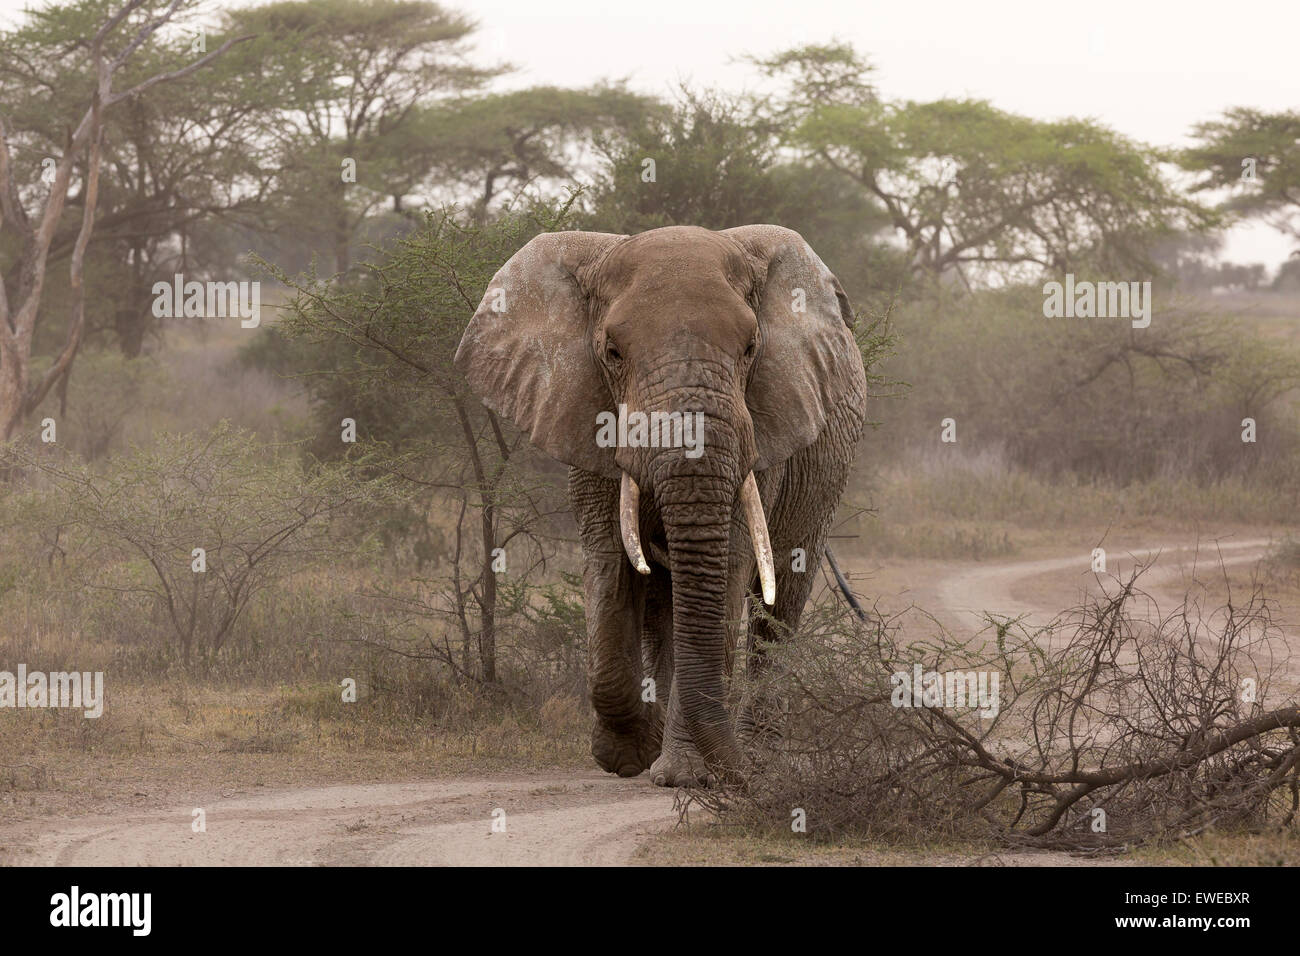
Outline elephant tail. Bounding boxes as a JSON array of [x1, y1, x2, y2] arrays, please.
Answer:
[[824, 546, 868, 622]]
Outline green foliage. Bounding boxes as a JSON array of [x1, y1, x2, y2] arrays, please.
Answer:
[[586, 88, 788, 233], [254, 197, 578, 456], [229, 0, 502, 273], [583, 87, 900, 301], [746, 41, 879, 114], [806, 97, 1214, 278], [409, 84, 662, 221], [252, 198, 581, 683], [0, 0, 280, 356], [749, 45, 1218, 281], [1183, 107, 1300, 246]]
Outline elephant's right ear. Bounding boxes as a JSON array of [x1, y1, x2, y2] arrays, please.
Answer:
[[454, 231, 626, 478]]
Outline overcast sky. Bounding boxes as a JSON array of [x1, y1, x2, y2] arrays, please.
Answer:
[[3, 0, 1297, 268]]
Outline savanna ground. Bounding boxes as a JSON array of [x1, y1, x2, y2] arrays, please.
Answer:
[[3, 296, 1300, 866], [3, 508, 1298, 865]]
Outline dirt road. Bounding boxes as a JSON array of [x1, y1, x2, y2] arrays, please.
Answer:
[[2, 774, 679, 866], [936, 537, 1273, 635], [1, 536, 1278, 866]]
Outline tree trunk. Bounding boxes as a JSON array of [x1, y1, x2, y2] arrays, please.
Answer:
[[334, 179, 351, 275], [0, 5, 252, 436], [0, 333, 28, 442], [478, 501, 498, 683]]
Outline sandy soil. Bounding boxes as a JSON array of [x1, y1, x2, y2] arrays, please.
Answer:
[[1, 773, 679, 866], [0, 535, 1283, 866]]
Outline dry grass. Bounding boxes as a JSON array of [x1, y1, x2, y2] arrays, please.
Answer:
[[635, 826, 1007, 866], [1128, 826, 1300, 866], [844, 452, 1300, 561], [0, 679, 592, 825], [639, 819, 1300, 866]]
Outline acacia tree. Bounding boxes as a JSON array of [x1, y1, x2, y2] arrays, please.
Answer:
[[587, 88, 786, 233], [583, 87, 894, 301], [232, 0, 501, 275], [0, 0, 249, 440], [405, 84, 662, 223], [752, 43, 1217, 285], [1182, 107, 1300, 251], [256, 200, 579, 684], [0, 1, 279, 359]]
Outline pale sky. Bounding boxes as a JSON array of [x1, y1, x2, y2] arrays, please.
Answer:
[[4, 0, 1297, 268]]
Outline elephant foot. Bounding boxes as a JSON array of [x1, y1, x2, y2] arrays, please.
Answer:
[[649, 746, 717, 788], [592, 718, 660, 777]]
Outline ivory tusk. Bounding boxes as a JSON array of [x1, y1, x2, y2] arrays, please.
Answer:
[[619, 471, 651, 575], [740, 472, 776, 605]]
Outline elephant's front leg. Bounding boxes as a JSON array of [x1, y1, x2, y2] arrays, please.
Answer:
[[571, 470, 661, 777], [585, 552, 659, 776]]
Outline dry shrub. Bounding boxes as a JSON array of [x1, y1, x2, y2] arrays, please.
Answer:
[[694, 558, 1300, 850]]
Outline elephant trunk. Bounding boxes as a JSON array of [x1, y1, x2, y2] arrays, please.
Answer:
[[654, 468, 744, 775], [619, 468, 774, 605]]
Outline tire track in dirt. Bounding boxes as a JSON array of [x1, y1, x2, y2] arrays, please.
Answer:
[[936, 537, 1273, 635], [1, 774, 679, 867], [926, 535, 1300, 691]]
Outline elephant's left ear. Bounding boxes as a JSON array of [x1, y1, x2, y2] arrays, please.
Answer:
[[723, 225, 868, 471]]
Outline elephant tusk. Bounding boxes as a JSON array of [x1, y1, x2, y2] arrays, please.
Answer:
[[619, 472, 651, 575], [741, 472, 776, 606]]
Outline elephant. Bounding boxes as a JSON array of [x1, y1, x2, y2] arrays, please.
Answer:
[[454, 224, 868, 786]]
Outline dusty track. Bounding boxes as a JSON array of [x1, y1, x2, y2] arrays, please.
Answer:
[[0, 537, 1279, 866], [2, 774, 678, 866], [937, 537, 1273, 635], [932, 537, 1295, 684]]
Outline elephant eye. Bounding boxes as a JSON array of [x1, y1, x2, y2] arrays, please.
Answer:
[[744, 337, 757, 359], [605, 341, 622, 364]]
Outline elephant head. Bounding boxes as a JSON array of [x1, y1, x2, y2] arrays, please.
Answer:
[[454, 224, 862, 779]]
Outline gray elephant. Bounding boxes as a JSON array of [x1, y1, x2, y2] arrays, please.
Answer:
[[455, 225, 867, 786]]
